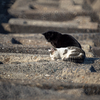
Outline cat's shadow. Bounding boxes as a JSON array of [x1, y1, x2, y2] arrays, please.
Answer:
[[83, 57, 100, 64]]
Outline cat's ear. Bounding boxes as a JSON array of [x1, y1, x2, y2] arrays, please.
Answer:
[[48, 48, 56, 54], [50, 48, 57, 51], [48, 49, 53, 54]]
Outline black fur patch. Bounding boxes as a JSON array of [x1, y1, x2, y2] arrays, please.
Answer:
[[63, 49, 68, 55], [42, 31, 81, 48]]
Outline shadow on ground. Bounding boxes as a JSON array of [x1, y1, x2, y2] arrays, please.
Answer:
[[0, 0, 16, 34], [84, 57, 99, 64]]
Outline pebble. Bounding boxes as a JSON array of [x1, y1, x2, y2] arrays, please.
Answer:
[[8, 74, 10, 77], [26, 75, 29, 77], [45, 74, 50, 77], [46, 42, 48, 44], [29, 40, 31, 42]]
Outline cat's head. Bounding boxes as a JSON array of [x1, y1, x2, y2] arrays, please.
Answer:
[[48, 48, 60, 60], [42, 31, 61, 42]]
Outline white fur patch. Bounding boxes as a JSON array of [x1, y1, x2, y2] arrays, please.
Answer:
[[49, 47, 85, 62], [66, 49, 76, 58], [78, 53, 84, 56]]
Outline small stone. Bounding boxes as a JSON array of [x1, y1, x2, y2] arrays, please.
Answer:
[[36, 83, 42, 87], [8, 74, 10, 77], [45, 74, 50, 77], [46, 42, 48, 44], [16, 50, 19, 53], [26, 75, 29, 77], [2, 72, 6, 75], [29, 40, 31, 42]]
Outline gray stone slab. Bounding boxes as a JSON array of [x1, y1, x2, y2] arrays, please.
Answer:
[[8, 1, 98, 22], [36, 0, 59, 7], [9, 18, 79, 28], [11, 0, 59, 10], [8, 18, 98, 33], [0, 79, 100, 100], [0, 33, 99, 57], [0, 53, 50, 64], [0, 0, 100, 99], [60, 0, 83, 12], [9, 24, 99, 33], [0, 45, 49, 54], [0, 59, 99, 82], [0, 32, 100, 40], [61, 65, 96, 79], [9, 16, 98, 29]]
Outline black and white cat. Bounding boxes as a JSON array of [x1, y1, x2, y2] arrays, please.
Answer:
[[48, 46, 85, 63], [42, 31, 81, 48]]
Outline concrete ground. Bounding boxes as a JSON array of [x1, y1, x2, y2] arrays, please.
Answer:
[[0, 0, 100, 100]]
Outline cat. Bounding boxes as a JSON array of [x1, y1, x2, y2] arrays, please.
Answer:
[[48, 46, 85, 63], [42, 31, 81, 48]]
